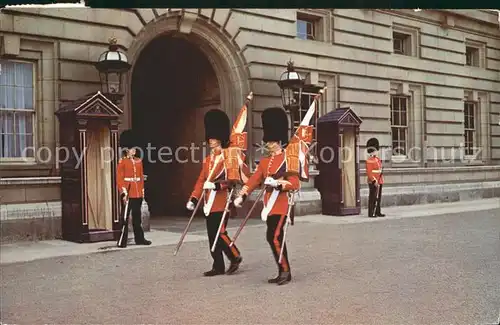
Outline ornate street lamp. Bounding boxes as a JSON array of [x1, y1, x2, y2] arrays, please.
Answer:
[[95, 37, 131, 104], [277, 60, 305, 132]]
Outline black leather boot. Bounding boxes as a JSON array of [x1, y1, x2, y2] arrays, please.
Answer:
[[277, 271, 292, 285], [135, 239, 152, 245], [203, 269, 225, 277], [268, 273, 281, 283], [226, 256, 242, 275]]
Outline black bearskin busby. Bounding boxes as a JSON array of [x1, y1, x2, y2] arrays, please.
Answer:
[[204, 109, 230, 148], [262, 107, 289, 146], [119, 129, 138, 149], [366, 137, 379, 154]]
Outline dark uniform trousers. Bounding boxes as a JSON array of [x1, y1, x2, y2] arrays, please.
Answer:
[[266, 214, 290, 273], [120, 196, 146, 244], [206, 211, 241, 272], [368, 183, 383, 217]]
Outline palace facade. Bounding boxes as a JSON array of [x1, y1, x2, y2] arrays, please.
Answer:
[[1, 8, 499, 241]]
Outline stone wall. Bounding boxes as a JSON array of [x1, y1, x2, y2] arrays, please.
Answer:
[[228, 9, 500, 166], [2, 8, 499, 175], [1, 8, 499, 241]]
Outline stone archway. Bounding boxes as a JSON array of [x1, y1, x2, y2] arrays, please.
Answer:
[[123, 11, 250, 131], [123, 12, 250, 217]]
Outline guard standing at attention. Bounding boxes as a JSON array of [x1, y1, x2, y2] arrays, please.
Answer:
[[366, 137, 385, 218], [234, 107, 300, 286], [117, 129, 152, 247], [186, 109, 243, 277]]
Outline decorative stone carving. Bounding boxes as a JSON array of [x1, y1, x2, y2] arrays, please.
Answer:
[[178, 11, 198, 34]]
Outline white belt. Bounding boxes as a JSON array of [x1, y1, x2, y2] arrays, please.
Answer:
[[261, 189, 280, 221], [124, 177, 141, 182], [203, 190, 217, 216]]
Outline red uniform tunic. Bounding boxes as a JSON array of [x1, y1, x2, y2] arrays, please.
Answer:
[[190, 152, 230, 214], [117, 157, 145, 198], [366, 156, 384, 185], [241, 151, 300, 216]]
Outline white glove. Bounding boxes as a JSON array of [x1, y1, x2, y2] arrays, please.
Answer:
[[186, 201, 195, 211], [203, 181, 216, 190], [234, 196, 244, 208], [264, 177, 279, 188]]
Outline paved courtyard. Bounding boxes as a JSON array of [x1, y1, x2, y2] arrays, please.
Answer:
[[1, 200, 499, 324]]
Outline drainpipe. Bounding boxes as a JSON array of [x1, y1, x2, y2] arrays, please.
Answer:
[[422, 88, 427, 167]]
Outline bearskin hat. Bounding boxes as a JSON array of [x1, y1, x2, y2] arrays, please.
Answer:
[[262, 107, 289, 146], [366, 137, 379, 154], [119, 129, 138, 149], [204, 109, 230, 148]]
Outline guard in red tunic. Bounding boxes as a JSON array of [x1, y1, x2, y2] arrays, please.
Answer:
[[366, 137, 385, 218], [117, 130, 152, 247], [186, 109, 243, 277], [234, 107, 300, 286]]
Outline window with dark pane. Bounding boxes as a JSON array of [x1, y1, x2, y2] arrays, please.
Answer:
[[296, 16, 315, 40], [464, 102, 476, 156], [390, 95, 408, 156], [465, 47, 479, 67], [0, 60, 35, 159], [393, 32, 411, 55]]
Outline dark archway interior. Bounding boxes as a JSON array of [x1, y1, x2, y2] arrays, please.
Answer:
[[131, 34, 220, 217]]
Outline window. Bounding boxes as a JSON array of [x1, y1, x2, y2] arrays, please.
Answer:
[[463, 101, 476, 156], [465, 40, 486, 68], [297, 17, 315, 40], [391, 24, 419, 57], [391, 95, 408, 156], [296, 10, 329, 42], [465, 46, 479, 67], [393, 32, 411, 55], [0, 60, 35, 160], [293, 87, 322, 160]]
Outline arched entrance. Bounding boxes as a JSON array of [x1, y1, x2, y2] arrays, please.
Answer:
[[131, 35, 220, 216], [126, 14, 249, 217]]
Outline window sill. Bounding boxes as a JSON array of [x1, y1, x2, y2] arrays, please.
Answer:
[[390, 155, 409, 163], [0, 160, 47, 166], [464, 64, 484, 69], [392, 52, 417, 58], [389, 157, 421, 168], [0, 158, 37, 164], [462, 157, 484, 166], [0, 163, 53, 173]]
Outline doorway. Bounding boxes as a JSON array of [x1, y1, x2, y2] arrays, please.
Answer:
[[340, 129, 357, 208], [131, 34, 221, 217]]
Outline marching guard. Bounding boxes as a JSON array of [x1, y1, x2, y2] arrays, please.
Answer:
[[366, 137, 385, 218], [116, 130, 152, 247], [234, 107, 300, 286], [186, 109, 243, 277]]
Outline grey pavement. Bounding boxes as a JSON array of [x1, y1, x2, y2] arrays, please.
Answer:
[[1, 198, 499, 265], [1, 199, 499, 324]]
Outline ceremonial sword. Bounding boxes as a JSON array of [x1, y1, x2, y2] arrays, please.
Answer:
[[374, 164, 383, 217], [279, 190, 297, 264], [117, 184, 131, 247], [174, 154, 223, 256], [228, 186, 265, 248], [211, 186, 235, 252]]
